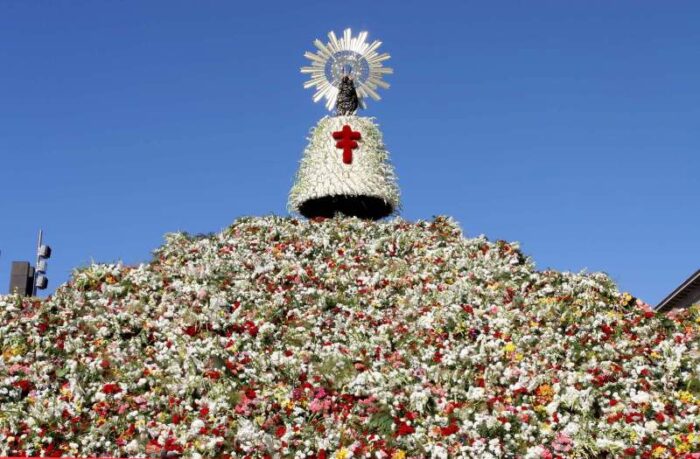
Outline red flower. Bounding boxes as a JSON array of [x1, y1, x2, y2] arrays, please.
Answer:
[[275, 426, 286, 438], [395, 422, 415, 436], [145, 439, 162, 455], [245, 387, 257, 399], [440, 423, 459, 436], [13, 379, 32, 394], [163, 436, 183, 453], [183, 325, 199, 336], [244, 321, 259, 337], [102, 383, 122, 394]]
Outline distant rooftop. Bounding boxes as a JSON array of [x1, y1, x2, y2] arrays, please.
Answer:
[[656, 269, 700, 312]]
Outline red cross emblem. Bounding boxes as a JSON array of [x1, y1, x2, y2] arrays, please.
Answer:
[[332, 125, 361, 164]]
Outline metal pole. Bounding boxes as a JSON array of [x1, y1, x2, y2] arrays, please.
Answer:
[[32, 229, 42, 297]]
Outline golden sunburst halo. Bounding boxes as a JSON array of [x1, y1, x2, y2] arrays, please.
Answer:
[[301, 28, 393, 111]]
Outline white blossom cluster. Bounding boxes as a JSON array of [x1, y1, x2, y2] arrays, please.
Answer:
[[288, 116, 401, 216]]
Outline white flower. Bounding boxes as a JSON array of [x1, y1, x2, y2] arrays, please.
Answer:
[[126, 440, 139, 453], [645, 420, 658, 434], [631, 391, 651, 404], [466, 386, 485, 401], [595, 438, 625, 450], [546, 401, 559, 416], [524, 445, 547, 459], [189, 419, 205, 435], [429, 444, 448, 459], [563, 422, 580, 436]]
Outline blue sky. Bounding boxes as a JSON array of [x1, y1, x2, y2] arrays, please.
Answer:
[[0, 1, 698, 305]]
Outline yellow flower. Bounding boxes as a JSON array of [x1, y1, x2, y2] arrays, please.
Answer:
[[392, 451, 406, 459], [620, 292, 633, 306], [335, 448, 350, 459], [2, 346, 24, 362], [534, 384, 555, 407], [606, 311, 622, 320], [514, 353, 524, 362], [651, 445, 666, 458], [678, 391, 697, 404], [503, 342, 516, 354]]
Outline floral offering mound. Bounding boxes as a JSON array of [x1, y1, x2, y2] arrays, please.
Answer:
[[0, 216, 698, 459]]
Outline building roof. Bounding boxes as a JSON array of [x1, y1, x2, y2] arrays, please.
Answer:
[[656, 269, 700, 312]]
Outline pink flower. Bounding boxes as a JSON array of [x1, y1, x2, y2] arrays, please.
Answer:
[[359, 395, 377, 405], [309, 398, 331, 412], [235, 394, 255, 415], [8, 364, 29, 375], [552, 432, 573, 452], [309, 399, 324, 412]]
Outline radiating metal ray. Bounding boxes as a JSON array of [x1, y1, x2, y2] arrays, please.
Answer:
[[302, 28, 392, 111]]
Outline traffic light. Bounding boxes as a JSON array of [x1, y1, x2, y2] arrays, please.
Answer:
[[33, 232, 52, 295], [38, 245, 52, 258], [35, 274, 48, 290]]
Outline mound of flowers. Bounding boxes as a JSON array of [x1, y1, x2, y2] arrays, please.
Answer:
[[1, 216, 698, 458]]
